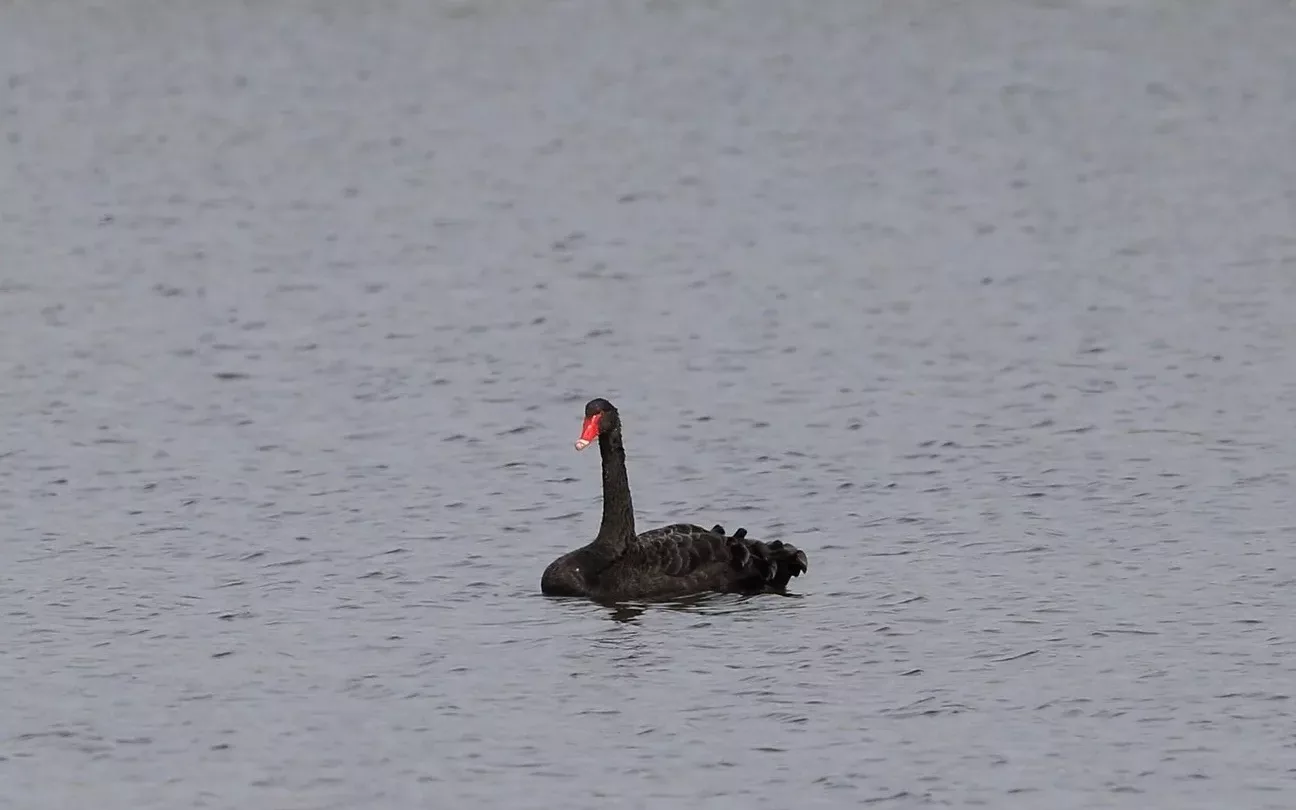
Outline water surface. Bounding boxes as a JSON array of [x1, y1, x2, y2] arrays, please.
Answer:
[[3, 1, 1296, 808]]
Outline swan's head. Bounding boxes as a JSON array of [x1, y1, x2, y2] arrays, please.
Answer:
[[575, 398, 620, 451]]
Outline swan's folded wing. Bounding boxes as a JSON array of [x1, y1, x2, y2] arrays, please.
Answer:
[[630, 523, 735, 577], [630, 522, 809, 592]]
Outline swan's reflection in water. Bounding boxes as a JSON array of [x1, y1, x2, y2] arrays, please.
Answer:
[[606, 603, 648, 623], [601, 591, 805, 624]]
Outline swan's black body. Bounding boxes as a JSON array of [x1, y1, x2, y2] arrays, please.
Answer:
[[541, 399, 809, 601]]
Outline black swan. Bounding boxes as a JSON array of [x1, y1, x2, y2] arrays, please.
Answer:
[[541, 398, 809, 601]]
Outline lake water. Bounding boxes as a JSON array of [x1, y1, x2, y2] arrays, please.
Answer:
[[3, 1, 1296, 808]]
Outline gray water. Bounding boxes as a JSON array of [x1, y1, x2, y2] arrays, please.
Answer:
[[3, 1, 1296, 807]]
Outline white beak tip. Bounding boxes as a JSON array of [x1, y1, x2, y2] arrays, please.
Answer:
[[574, 439, 591, 451]]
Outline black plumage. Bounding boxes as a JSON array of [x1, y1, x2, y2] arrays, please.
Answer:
[[541, 398, 809, 601]]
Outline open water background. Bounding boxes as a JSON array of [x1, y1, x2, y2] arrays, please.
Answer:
[[3, 1, 1296, 807]]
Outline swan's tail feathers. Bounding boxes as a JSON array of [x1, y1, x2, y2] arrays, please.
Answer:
[[764, 539, 809, 590], [728, 535, 808, 592]]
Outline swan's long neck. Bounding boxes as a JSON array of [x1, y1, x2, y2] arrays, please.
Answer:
[[593, 427, 635, 557]]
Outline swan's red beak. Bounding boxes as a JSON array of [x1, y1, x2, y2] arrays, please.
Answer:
[[575, 413, 601, 451]]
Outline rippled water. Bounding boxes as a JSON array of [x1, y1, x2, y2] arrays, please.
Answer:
[[4, 1, 1296, 807]]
